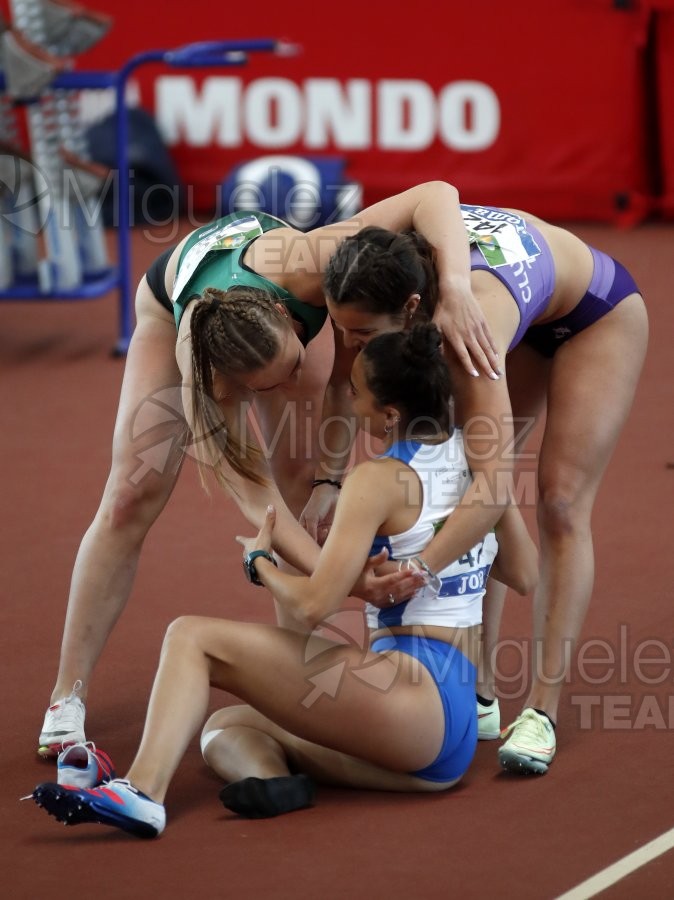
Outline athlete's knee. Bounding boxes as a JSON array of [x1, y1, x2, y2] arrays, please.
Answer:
[[100, 478, 170, 534], [157, 616, 205, 668], [201, 705, 258, 761], [537, 485, 590, 539], [202, 704, 251, 737], [200, 726, 225, 762], [200, 721, 254, 769], [163, 615, 206, 648]]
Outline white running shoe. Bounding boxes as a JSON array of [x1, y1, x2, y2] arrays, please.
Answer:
[[477, 696, 501, 740], [57, 742, 116, 789], [498, 708, 556, 775], [38, 680, 86, 758]]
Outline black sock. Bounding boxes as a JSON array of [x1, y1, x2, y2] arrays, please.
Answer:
[[533, 708, 556, 729], [219, 774, 315, 819], [476, 693, 495, 707]]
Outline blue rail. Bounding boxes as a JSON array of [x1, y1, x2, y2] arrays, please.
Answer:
[[0, 38, 287, 354]]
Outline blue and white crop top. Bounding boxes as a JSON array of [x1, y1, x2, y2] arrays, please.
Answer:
[[366, 430, 498, 631]]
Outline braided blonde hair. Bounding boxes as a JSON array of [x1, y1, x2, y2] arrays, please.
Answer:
[[189, 285, 292, 487]]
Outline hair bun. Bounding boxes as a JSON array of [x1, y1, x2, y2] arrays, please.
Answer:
[[401, 322, 443, 365]]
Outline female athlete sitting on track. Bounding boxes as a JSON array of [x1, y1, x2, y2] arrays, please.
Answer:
[[29, 323, 537, 837], [38, 184, 500, 758], [321, 206, 648, 774]]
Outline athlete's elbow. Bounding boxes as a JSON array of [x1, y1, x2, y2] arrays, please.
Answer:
[[296, 591, 336, 630], [291, 604, 320, 631], [509, 551, 540, 596], [491, 547, 539, 596], [425, 180, 458, 199], [509, 567, 538, 597]]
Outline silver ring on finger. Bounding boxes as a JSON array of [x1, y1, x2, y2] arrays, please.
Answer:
[[388, 593, 396, 605]]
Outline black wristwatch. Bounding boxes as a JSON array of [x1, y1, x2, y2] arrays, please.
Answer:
[[242, 549, 278, 586]]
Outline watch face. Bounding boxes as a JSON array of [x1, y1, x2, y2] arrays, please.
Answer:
[[243, 550, 266, 586], [243, 555, 255, 583]]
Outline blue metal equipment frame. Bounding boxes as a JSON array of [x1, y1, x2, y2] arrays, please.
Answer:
[[0, 39, 284, 354]]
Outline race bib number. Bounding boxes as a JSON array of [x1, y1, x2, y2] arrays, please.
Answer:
[[461, 204, 541, 268], [172, 215, 264, 301]]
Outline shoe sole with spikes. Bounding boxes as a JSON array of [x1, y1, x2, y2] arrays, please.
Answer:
[[30, 782, 159, 838], [498, 748, 549, 775]]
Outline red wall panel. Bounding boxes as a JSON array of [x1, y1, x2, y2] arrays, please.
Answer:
[[72, 0, 654, 221], [654, 10, 674, 216]]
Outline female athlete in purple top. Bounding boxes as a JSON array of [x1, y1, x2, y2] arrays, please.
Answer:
[[321, 195, 647, 775], [461, 204, 639, 353]]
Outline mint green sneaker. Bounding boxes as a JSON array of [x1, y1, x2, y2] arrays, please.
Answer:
[[498, 708, 556, 775], [477, 697, 501, 740]]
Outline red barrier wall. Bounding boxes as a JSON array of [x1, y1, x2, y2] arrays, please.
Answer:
[[654, 9, 674, 216], [77, 0, 656, 220]]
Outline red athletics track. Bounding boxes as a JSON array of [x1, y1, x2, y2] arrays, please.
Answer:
[[1, 222, 673, 899]]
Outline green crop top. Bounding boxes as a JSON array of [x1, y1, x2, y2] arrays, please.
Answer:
[[171, 211, 327, 346]]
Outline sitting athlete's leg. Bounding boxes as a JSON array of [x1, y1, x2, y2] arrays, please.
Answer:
[[125, 616, 455, 803], [202, 706, 292, 780], [202, 705, 456, 794]]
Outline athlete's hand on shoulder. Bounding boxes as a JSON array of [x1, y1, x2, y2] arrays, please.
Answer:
[[236, 505, 276, 557], [434, 283, 501, 380], [350, 549, 424, 605]]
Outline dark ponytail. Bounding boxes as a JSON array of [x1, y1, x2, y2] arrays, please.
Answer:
[[362, 322, 452, 435]]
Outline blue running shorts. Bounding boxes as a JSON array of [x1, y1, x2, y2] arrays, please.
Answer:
[[370, 634, 477, 783]]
